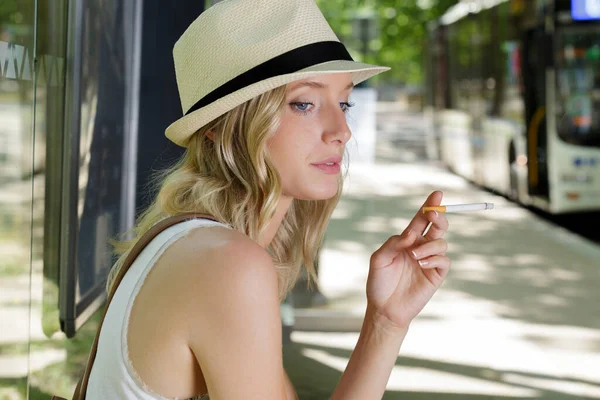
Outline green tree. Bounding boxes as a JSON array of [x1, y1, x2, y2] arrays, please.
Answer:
[[316, 0, 458, 85]]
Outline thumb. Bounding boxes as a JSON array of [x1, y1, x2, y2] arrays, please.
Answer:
[[371, 229, 418, 268]]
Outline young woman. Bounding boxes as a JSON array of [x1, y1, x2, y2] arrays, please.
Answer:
[[86, 0, 450, 399]]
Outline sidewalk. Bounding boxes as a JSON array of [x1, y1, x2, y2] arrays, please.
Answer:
[[283, 111, 600, 399]]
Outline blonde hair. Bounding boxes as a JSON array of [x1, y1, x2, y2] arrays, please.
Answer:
[[108, 85, 342, 300]]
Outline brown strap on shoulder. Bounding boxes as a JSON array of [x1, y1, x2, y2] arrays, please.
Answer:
[[72, 213, 219, 399]]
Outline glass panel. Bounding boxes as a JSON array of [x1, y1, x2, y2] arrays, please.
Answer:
[[555, 27, 600, 147], [28, 0, 103, 397], [39, 0, 68, 338], [1, 0, 137, 396], [60, 0, 139, 337], [0, 0, 35, 397], [73, 0, 127, 311]]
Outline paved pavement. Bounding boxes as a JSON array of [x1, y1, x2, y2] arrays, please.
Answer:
[[283, 106, 600, 399]]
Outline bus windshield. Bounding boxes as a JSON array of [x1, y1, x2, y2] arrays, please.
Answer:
[[555, 27, 600, 147]]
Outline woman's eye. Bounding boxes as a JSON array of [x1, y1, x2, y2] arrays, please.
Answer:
[[340, 101, 355, 113], [290, 101, 355, 115], [291, 102, 313, 113]]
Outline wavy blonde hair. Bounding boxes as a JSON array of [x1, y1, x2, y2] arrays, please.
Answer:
[[109, 85, 343, 300]]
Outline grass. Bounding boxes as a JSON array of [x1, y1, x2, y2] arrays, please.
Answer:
[[0, 308, 102, 399], [29, 309, 102, 398], [0, 263, 26, 277]]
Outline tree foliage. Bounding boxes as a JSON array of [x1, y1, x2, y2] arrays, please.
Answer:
[[2, 0, 459, 86], [316, 0, 458, 85]]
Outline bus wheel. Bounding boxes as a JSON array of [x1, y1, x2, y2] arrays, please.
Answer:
[[507, 144, 520, 202], [509, 159, 519, 202]]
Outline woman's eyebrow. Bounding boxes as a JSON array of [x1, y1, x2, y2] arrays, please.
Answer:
[[289, 81, 354, 92]]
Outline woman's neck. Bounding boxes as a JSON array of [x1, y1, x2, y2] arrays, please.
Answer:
[[258, 196, 293, 248]]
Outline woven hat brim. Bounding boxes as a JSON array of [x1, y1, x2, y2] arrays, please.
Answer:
[[165, 60, 390, 147]]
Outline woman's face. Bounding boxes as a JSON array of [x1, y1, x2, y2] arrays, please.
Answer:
[[268, 73, 353, 201]]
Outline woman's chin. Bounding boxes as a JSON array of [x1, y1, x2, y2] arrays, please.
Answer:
[[289, 185, 339, 201]]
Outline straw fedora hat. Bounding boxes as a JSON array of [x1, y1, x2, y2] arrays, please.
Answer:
[[165, 0, 390, 147]]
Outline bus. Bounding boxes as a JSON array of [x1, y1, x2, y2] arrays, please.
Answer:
[[425, 0, 600, 214]]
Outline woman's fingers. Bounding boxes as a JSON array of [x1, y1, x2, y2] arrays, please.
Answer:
[[371, 230, 418, 268], [423, 210, 449, 240], [415, 255, 451, 269], [406, 191, 444, 236], [410, 238, 448, 260], [416, 255, 452, 280]]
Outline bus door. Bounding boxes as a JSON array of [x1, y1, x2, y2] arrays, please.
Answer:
[[523, 27, 550, 197]]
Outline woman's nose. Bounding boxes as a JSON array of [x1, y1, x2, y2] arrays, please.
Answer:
[[323, 105, 352, 144]]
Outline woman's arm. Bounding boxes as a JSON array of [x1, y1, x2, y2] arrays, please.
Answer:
[[331, 191, 451, 399], [330, 305, 407, 400], [176, 228, 293, 400], [284, 370, 299, 400]]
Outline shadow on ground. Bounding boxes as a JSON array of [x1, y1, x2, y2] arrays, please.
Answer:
[[283, 341, 599, 400], [323, 184, 600, 331]]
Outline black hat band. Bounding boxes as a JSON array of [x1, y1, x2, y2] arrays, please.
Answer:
[[185, 41, 354, 116]]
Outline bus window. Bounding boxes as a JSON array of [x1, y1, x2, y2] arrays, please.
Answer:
[[479, 8, 497, 117], [469, 12, 487, 120], [497, 1, 525, 125], [432, 26, 450, 110], [448, 19, 475, 112], [447, 24, 461, 110], [555, 27, 600, 147]]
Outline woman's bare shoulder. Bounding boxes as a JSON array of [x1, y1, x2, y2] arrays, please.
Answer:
[[128, 224, 286, 399], [157, 224, 277, 302], [153, 225, 287, 397], [173, 224, 272, 270], [175, 226, 286, 398]]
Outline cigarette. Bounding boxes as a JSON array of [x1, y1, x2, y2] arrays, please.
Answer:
[[422, 203, 494, 213]]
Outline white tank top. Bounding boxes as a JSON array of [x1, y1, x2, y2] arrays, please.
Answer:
[[87, 218, 230, 400]]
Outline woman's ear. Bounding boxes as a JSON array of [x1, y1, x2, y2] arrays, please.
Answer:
[[206, 130, 215, 141]]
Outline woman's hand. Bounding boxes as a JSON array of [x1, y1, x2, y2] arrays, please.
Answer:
[[366, 191, 450, 330]]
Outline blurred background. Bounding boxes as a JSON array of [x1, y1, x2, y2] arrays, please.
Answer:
[[1, 0, 599, 398]]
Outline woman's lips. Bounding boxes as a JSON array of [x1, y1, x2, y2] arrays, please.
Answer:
[[311, 155, 342, 174], [311, 162, 341, 174]]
